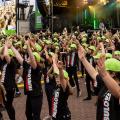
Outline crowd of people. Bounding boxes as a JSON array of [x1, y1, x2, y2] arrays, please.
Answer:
[[0, 27, 119, 120], [0, 2, 16, 31]]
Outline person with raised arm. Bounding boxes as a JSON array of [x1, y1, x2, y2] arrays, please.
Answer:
[[51, 54, 72, 120], [11, 40, 43, 120], [0, 41, 17, 120], [77, 40, 120, 120]]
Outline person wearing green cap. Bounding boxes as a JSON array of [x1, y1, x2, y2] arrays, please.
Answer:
[[0, 41, 17, 120], [83, 45, 96, 100], [11, 40, 43, 120], [51, 54, 72, 120], [64, 44, 81, 97], [77, 42, 120, 120]]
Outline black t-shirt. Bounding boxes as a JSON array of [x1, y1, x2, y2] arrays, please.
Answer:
[[0, 58, 16, 90], [96, 75, 120, 120], [52, 85, 71, 119], [22, 61, 42, 96]]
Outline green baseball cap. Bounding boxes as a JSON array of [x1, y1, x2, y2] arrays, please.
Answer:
[[54, 69, 69, 80], [70, 44, 77, 49], [33, 52, 41, 62], [105, 53, 112, 59], [93, 53, 102, 59], [8, 49, 14, 57], [82, 43, 88, 47], [81, 37, 87, 43], [63, 70, 69, 80], [88, 46, 96, 51], [54, 42, 59, 46], [45, 40, 52, 45], [105, 58, 120, 72], [49, 52, 54, 57], [114, 51, 120, 55], [97, 37, 102, 41], [35, 43, 42, 52]]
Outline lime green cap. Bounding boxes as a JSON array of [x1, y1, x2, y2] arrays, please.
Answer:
[[88, 46, 96, 51], [70, 44, 77, 49], [35, 43, 42, 52], [49, 52, 54, 57], [54, 42, 59, 46], [33, 52, 41, 62], [102, 36, 106, 40], [54, 69, 69, 80], [82, 37, 87, 43], [45, 40, 51, 45], [106, 53, 112, 59], [53, 32, 58, 37], [23, 45, 27, 50], [93, 53, 102, 59], [55, 46, 59, 50], [105, 58, 120, 72], [97, 37, 102, 41], [114, 51, 120, 55], [82, 43, 88, 47], [53, 38, 58, 42], [63, 70, 69, 80], [8, 49, 14, 57], [14, 41, 22, 46]]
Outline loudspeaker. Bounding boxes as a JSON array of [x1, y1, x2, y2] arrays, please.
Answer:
[[36, 0, 48, 17]]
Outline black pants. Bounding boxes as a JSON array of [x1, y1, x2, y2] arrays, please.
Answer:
[[45, 83, 55, 116], [81, 62, 84, 77], [25, 94, 43, 120], [4, 89, 15, 120], [85, 74, 93, 98], [15, 83, 19, 93], [66, 66, 80, 92]]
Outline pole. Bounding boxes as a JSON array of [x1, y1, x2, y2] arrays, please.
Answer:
[[16, 0, 19, 35], [51, 0, 53, 34]]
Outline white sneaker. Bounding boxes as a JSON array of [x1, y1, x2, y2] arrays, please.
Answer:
[[17, 77, 23, 84]]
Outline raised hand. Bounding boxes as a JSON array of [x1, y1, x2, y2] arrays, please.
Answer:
[[25, 40, 30, 46], [97, 55, 107, 78], [57, 61, 63, 70], [77, 43, 86, 61]]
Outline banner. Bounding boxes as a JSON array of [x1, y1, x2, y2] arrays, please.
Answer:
[[35, 7, 43, 30]]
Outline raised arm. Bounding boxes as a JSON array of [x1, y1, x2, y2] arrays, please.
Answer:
[[11, 45, 23, 65], [26, 40, 37, 69], [3, 42, 11, 64], [58, 61, 67, 90], [77, 41, 98, 81], [97, 56, 120, 99]]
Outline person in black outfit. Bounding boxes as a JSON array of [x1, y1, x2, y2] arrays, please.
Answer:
[[42, 50, 56, 119], [0, 42, 17, 120], [84, 47, 96, 100], [64, 44, 81, 97], [51, 54, 73, 120], [11, 40, 43, 120], [77, 42, 120, 120]]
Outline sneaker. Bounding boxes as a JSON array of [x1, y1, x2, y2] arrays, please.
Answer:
[[83, 97, 91, 101], [77, 90, 82, 97], [14, 92, 21, 98]]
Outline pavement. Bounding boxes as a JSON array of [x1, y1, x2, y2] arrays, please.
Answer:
[[2, 78, 96, 120]]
